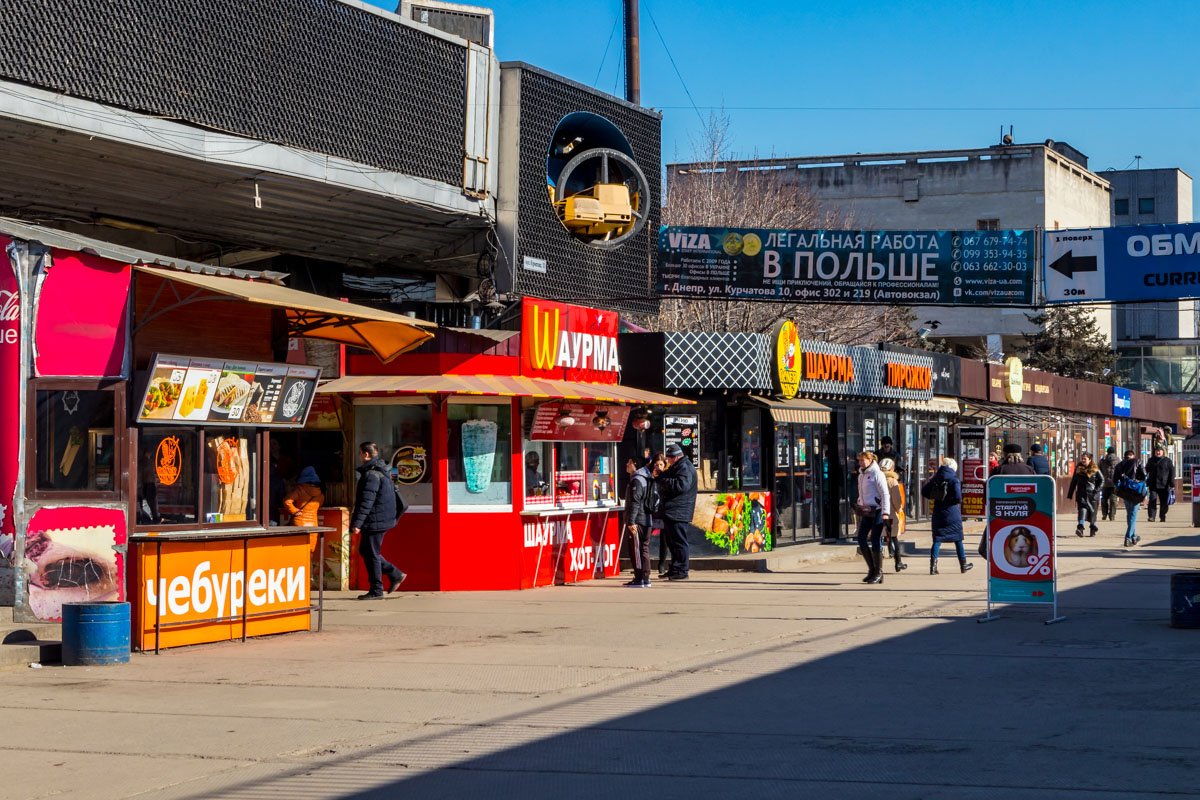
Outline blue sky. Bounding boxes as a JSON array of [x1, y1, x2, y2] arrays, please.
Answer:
[[373, 0, 1200, 218]]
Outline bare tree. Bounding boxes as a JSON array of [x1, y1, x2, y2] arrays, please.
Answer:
[[642, 112, 917, 344]]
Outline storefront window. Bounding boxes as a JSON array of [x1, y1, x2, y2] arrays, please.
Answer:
[[448, 402, 512, 508], [33, 387, 120, 494], [585, 443, 617, 505], [355, 401, 433, 509], [523, 442, 554, 506], [138, 428, 198, 525], [203, 432, 259, 523], [741, 408, 763, 489]]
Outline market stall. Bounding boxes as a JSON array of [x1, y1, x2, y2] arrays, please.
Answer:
[[317, 299, 687, 592], [1, 219, 433, 644]]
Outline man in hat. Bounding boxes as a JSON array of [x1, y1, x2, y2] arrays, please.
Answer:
[[874, 436, 905, 482], [995, 443, 1036, 475], [1026, 443, 1051, 475], [657, 443, 698, 580]]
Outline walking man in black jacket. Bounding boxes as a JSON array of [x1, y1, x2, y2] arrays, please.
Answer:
[[658, 443, 698, 581], [351, 442, 405, 600], [1098, 447, 1120, 521], [1145, 445, 1176, 523]]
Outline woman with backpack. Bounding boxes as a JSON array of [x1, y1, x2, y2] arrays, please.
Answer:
[[1112, 450, 1148, 547], [1066, 453, 1103, 537], [922, 457, 973, 575], [879, 457, 907, 572]]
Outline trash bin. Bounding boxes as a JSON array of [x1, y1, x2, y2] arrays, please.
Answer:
[[1170, 573, 1200, 629], [62, 602, 131, 665]]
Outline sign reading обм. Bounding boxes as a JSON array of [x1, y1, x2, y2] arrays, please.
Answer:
[[657, 226, 1035, 306], [1045, 222, 1200, 304]]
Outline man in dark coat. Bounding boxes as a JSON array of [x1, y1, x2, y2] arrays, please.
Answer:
[[921, 457, 973, 575], [994, 444, 1036, 475], [623, 454, 664, 588], [874, 436, 905, 480], [1098, 447, 1120, 521], [350, 441, 404, 600], [1026, 443, 1051, 475], [658, 443, 697, 581], [1145, 445, 1176, 523]]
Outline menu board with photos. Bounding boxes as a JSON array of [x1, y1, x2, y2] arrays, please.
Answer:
[[664, 414, 700, 468], [137, 354, 320, 428]]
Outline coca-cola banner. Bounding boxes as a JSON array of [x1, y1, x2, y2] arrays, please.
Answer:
[[0, 237, 19, 559]]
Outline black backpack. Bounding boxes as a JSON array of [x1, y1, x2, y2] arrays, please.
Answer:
[[929, 478, 954, 504], [633, 472, 661, 519]]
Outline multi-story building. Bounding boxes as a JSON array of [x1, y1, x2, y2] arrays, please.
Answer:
[[1108, 168, 1196, 395], [668, 139, 1114, 355]]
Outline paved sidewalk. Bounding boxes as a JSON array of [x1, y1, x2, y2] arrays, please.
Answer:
[[2, 512, 1199, 799]]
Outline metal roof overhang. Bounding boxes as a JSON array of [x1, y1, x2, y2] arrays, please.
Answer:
[[960, 400, 1080, 429], [135, 266, 435, 363], [0, 89, 492, 273], [317, 375, 692, 405], [749, 397, 832, 425]]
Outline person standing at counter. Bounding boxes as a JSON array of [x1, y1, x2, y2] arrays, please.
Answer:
[[283, 466, 324, 527], [658, 443, 697, 581], [351, 442, 405, 600]]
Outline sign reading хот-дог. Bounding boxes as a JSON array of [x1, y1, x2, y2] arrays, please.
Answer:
[[657, 226, 1035, 305]]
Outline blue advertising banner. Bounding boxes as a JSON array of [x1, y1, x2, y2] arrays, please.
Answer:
[[1112, 387, 1132, 418], [1045, 223, 1200, 303], [658, 227, 1035, 305]]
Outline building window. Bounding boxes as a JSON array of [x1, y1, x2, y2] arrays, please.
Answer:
[[31, 382, 124, 497], [976, 219, 1000, 231], [1139, 197, 1155, 214], [134, 427, 264, 528], [1114, 198, 1129, 216], [355, 401, 433, 510]]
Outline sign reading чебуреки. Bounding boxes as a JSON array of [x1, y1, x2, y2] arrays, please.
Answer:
[[657, 226, 1035, 306]]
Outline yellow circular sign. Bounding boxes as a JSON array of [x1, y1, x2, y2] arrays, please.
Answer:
[[1004, 356, 1024, 404], [741, 233, 762, 257], [774, 320, 801, 399]]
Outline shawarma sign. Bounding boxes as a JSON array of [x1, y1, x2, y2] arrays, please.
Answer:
[[521, 299, 621, 384]]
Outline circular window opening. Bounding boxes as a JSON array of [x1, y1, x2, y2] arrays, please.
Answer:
[[546, 112, 651, 249]]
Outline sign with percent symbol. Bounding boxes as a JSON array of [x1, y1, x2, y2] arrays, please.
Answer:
[[982, 474, 1064, 623]]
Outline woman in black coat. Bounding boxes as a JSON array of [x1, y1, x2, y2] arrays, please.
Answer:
[[921, 458, 974, 575], [1066, 452, 1103, 537]]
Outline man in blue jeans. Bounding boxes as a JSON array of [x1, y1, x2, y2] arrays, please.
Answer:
[[1112, 450, 1147, 548]]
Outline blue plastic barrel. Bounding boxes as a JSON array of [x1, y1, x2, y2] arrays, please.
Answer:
[[62, 602, 130, 665]]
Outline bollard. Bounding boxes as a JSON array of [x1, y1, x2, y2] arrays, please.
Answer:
[[61, 602, 131, 665], [1170, 573, 1200, 629]]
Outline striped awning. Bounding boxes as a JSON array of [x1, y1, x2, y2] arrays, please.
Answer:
[[316, 374, 691, 405], [749, 397, 832, 425]]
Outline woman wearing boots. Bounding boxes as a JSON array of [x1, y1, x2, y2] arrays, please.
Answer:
[[922, 457, 973, 575], [880, 457, 907, 572], [1066, 453, 1103, 537], [854, 452, 891, 585]]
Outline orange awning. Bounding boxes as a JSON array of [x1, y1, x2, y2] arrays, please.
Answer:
[[316, 374, 692, 405], [135, 265, 435, 362]]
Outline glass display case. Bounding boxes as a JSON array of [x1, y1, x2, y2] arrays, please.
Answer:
[[522, 438, 619, 510]]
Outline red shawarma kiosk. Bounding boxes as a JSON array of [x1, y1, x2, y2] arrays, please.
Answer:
[[319, 298, 688, 591], [0, 219, 433, 648]]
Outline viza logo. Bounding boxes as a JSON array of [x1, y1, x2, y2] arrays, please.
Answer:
[[667, 231, 712, 251]]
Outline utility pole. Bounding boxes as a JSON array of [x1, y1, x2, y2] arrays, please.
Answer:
[[623, 0, 641, 104]]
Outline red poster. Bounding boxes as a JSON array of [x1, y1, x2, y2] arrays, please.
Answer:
[[529, 402, 630, 442], [961, 457, 986, 518], [521, 298, 621, 384], [21, 507, 126, 621], [34, 250, 130, 378], [0, 237, 17, 558]]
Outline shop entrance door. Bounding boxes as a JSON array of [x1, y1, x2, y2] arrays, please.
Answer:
[[772, 422, 823, 543]]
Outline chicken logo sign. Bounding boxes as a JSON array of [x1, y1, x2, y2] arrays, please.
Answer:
[[772, 320, 800, 399], [521, 299, 621, 384], [155, 436, 182, 486]]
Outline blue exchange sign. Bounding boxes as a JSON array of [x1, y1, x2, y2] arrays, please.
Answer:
[[1045, 223, 1200, 303]]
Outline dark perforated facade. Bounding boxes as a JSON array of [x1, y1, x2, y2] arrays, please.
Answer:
[[498, 63, 661, 315], [0, 0, 467, 186]]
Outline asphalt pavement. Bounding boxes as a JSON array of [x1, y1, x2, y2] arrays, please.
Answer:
[[3, 510, 1200, 799]]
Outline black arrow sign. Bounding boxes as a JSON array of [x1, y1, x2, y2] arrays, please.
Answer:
[[1049, 249, 1098, 279]]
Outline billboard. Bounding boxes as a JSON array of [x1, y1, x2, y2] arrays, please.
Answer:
[[658, 227, 1035, 305], [982, 474, 1064, 623], [1045, 223, 1200, 303]]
